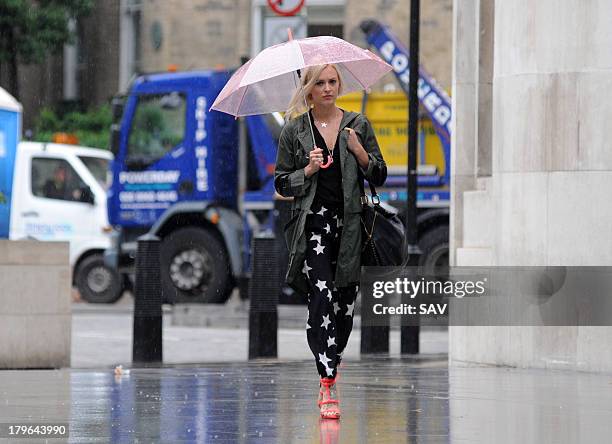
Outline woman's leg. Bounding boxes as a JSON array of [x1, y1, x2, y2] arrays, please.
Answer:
[[335, 284, 359, 363], [304, 202, 342, 379]]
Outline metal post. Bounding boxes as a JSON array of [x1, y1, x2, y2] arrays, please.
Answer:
[[248, 232, 279, 359], [132, 234, 163, 364], [402, 0, 421, 354], [361, 324, 390, 354]]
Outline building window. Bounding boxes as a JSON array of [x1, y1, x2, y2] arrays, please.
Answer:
[[306, 4, 344, 38], [308, 23, 344, 38], [119, 0, 143, 91]]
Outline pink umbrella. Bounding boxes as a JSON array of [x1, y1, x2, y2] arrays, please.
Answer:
[[209, 34, 392, 117]]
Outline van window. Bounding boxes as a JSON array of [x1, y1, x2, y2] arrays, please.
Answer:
[[127, 92, 186, 168], [79, 156, 110, 190], [32, 158, 86, 202]]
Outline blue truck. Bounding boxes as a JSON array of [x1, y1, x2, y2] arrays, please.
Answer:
[[105, 20, 451, 304]]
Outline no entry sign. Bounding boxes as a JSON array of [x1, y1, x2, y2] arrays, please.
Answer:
[[267, 0, 305, 17]]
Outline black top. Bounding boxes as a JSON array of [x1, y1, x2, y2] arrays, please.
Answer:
[[310, 110, 343, 209]]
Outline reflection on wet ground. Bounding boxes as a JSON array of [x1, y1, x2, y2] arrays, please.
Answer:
[[1, 356, 611, 443]]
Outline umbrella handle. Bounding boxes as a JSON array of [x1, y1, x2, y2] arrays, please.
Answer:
[[320, 156, 334, 169]]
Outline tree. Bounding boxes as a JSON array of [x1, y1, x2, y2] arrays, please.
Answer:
[[0, 0, 93, 100]]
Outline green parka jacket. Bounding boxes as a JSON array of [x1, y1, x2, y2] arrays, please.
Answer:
[[274, 110, 387, 296]]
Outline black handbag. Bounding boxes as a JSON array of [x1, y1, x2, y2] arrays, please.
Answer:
[[359, 175, 407, 266]]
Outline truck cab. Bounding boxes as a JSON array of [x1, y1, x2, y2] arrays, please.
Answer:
[[9, 142, 123, 303], [107, 70, 259, 304], [1, 86, 123, 303]]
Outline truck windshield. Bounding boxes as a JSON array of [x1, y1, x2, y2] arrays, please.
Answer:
[[79, 156, 110, 190], [127, 92, 186, 169]]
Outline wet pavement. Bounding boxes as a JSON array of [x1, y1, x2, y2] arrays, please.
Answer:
[[70, 299, 448, 367], [2, 356, 612, 443]]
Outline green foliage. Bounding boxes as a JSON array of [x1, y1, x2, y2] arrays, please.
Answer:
[[33, 105, 112, 150], [0, 0, 93, 64]]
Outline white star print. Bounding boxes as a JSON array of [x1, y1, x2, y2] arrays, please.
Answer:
[[302, 261, 312, 277], [321, 314, 331, 330], [315, 280, 328, 292], [336, 217, 343, 228], [325, 367, 334, 377], [314, 243, 325, 255], [318, 352, 332, 367], [327, 336, 336, 347], [333, 302, 340, 314], [326, 289, 333, 302], [310, 233, 322, 243], [321, 122, 328, 128], [345, 301, 355, 317], [324, 223, 331, 234], [317, 206, 327, 216]]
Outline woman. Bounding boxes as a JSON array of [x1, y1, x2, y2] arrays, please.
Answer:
[[274, 64, 387, 419]]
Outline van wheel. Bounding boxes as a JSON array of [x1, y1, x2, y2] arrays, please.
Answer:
[[76, 254, 123, 303], [160, 227, 231, 304], [418, 226, 449, 275]]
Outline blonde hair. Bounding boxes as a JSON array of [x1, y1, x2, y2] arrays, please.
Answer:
[[285, 64, 344, 121]]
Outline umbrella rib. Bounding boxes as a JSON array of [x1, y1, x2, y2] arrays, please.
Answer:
[[342, 62, 367, 90], [234, 86, 249, 118]]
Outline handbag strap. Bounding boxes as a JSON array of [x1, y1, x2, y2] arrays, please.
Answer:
[[346, 119, 380, 207], [358, 164, 380, 206]]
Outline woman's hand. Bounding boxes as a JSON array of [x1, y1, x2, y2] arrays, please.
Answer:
[[304, 147, 324, 178], [344, 128, 369, 169], [344, 127, 361, 153]]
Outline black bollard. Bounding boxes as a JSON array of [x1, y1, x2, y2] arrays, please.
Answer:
[[248, 232, 278, 359], [132, 234, 163, 364], [360, 324, 390, 354]]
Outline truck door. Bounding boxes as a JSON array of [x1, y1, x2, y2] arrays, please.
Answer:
[[16, 156, 97, 257]]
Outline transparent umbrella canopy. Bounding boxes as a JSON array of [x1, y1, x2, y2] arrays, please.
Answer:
[[209, 34, 392, 117]]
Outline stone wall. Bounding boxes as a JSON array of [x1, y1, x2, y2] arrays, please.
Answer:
[[0, 241, 71, 369], [140, 0, 252, 72], [450, 0, 612, 372]]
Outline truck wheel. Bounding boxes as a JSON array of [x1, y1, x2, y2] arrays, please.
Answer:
[[418, 226, 449, 275], [76, 254, 123, 304], [160, 227, 231, 304]]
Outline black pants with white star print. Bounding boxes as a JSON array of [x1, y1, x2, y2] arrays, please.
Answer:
[[303, 200, 358, 379]]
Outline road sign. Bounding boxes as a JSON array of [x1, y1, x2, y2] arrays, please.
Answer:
[[267, 0, 305, 17]]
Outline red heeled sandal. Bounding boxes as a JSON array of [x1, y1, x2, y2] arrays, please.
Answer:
[[318, 377, 341, 419]]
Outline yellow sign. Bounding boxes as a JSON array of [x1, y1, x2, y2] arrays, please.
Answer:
[[336, 92, 446, 176]]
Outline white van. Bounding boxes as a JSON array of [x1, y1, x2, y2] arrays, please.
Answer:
[[8, 142, 124, 303]]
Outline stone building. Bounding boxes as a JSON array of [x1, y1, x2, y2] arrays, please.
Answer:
[[450, 0, 612, 372]]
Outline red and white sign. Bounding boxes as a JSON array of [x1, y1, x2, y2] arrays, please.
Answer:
[[267, 0, 305, 17]]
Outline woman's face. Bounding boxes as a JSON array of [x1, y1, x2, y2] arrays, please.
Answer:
[[310, 66, 340, 108]]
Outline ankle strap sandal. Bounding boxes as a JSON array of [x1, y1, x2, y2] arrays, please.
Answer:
[[318, 377, 341, 419]]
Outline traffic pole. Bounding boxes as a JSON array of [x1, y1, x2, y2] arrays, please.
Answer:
[[402, 0, 421, 355]]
